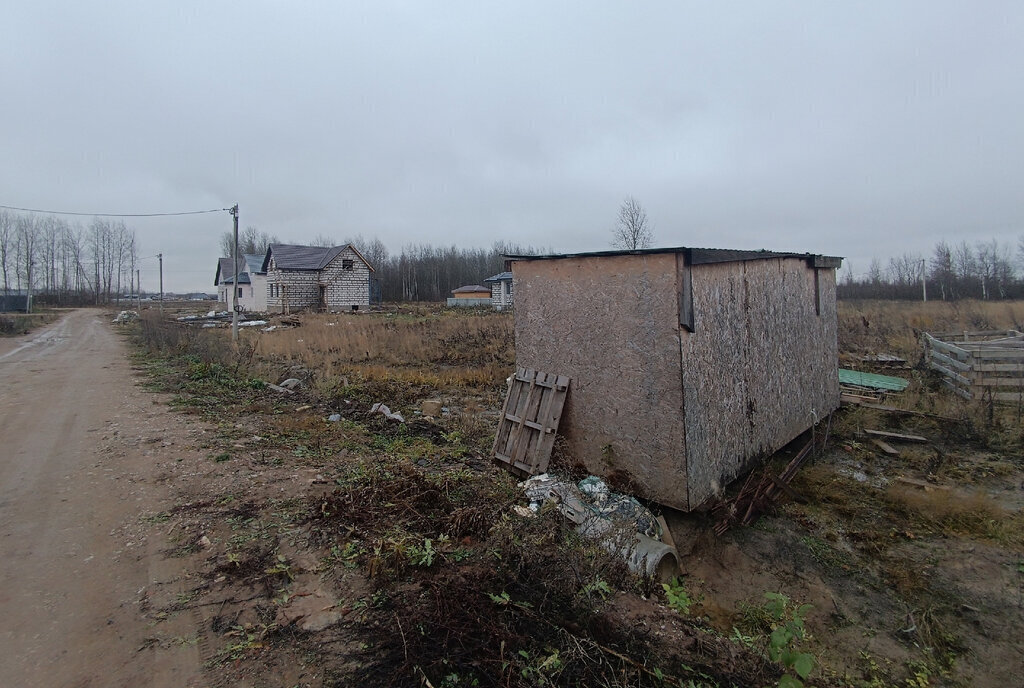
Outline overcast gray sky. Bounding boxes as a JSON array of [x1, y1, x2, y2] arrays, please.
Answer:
[[2, 1, 1022, 292]]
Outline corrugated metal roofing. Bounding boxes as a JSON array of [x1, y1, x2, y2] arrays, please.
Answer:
[[839, 369, 909, 392], [505, 246, 842, 268]]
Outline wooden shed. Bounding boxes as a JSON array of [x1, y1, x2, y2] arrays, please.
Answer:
[[508, 247, 842, 511]]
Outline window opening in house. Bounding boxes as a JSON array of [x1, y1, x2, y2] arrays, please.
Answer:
[[342, 259, 354, 270], [237, 287, 243, 298], [351, 305, 359, 311]]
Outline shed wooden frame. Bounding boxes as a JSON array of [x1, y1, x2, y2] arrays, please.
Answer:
[[508, 247, 842, 511]]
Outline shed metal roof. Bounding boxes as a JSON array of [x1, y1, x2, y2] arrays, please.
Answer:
[[505, 246, 842, 269], [452, 284, 490, 294]]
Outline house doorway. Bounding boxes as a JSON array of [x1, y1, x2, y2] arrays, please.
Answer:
[[319, 285, 328, 311]]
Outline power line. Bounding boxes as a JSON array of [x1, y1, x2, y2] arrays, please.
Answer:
[[0, 203, 231, 218]]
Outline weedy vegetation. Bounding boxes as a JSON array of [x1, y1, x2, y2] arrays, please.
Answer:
[[126, 300, 1024, 688]]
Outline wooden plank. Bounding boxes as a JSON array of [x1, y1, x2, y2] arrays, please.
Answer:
[[895, 476, 951, 491], [769, 474, 807, 503], [840, 392, 883, 404], [864, 428, 930, 443], [992, 392, 1024, 403], [509, 374, 542, 467], [928, 360, 971, 387], [974, 377, 1024, 388], [929, 329, 1021, 339], [974, 362, 1024, 373], [676, 252, 694, 332], [924, 334, 969, 358], [927, 349, 970, 372], [871, 438, 901, 456], [839, 396, 960, 421], [941, 378, 972, 400], [491, 373, 520, 460], [530, 373, 570, 474], [969, 349, 1024, 361]]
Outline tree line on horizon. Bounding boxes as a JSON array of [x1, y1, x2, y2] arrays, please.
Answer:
[[839, 237, 1024, 301], [0, 209, 138, 305]]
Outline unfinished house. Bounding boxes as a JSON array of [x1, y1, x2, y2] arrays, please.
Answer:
[[508, 247, 842, 511], [485, 271, 513, 310], [214, 254, 267, 312], [262, 244, 374, 313]]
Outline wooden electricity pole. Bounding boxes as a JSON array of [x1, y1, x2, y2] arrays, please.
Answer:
[[158, 253, 163, 312], [231, 204, 239, 342]]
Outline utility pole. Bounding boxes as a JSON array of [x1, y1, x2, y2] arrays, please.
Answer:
[[230, 204, 239, 343], [920, 258, 927, 302], [158, 253, 163, 312], [137, 268, 141, 310]]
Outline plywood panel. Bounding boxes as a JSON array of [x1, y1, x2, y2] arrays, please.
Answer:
[[681, 259, 839, 508], [513, 253, 690, 508]]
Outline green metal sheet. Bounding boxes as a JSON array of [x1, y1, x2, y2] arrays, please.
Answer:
[[839, 368, 909, 392]]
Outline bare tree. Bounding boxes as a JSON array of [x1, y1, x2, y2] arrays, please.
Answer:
[[611, 197, 653, 250], [929, 241, 955, 300], [220, 226, 279, 257], [15, 215, 38, 296], [0, 210, 13, 294], [310, 233, 334, 248]]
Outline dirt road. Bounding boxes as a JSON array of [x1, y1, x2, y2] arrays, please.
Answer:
[[0, 310, 203, 687]]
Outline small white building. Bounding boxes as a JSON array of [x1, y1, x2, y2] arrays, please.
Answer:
[[485, 271, 513, 310], [214, 254, 268, 312]]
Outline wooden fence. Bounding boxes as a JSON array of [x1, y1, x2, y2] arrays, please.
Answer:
[[923, 330, 1024, 404]]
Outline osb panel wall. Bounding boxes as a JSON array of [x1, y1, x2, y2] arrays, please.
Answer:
[[680, 258, 839, 508], [513, 254, 690, 509]]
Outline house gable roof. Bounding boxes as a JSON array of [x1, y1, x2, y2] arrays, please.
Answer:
[[262, 244, 375, 272], [243, 253, 266, 275], [214, 256, 251, 286], [484, 271, 512, 282]]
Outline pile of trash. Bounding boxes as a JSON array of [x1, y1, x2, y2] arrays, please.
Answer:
[[517, 473, 678, 581], [112, 310, 138, 323]]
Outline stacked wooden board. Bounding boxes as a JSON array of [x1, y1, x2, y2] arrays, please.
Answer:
[[924, 330, 1024, 403]]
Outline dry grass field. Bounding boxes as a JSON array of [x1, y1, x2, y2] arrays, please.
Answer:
[[127, 300, 1024, 688]]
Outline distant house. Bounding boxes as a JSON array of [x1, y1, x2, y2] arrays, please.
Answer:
[[485, 272, 513, 310], [214, 254, 268, 312], [262, 244, 374, 313], [447, 284, 492, 307]]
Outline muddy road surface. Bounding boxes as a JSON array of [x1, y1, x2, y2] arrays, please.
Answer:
[[0, 310, 203, 687]]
